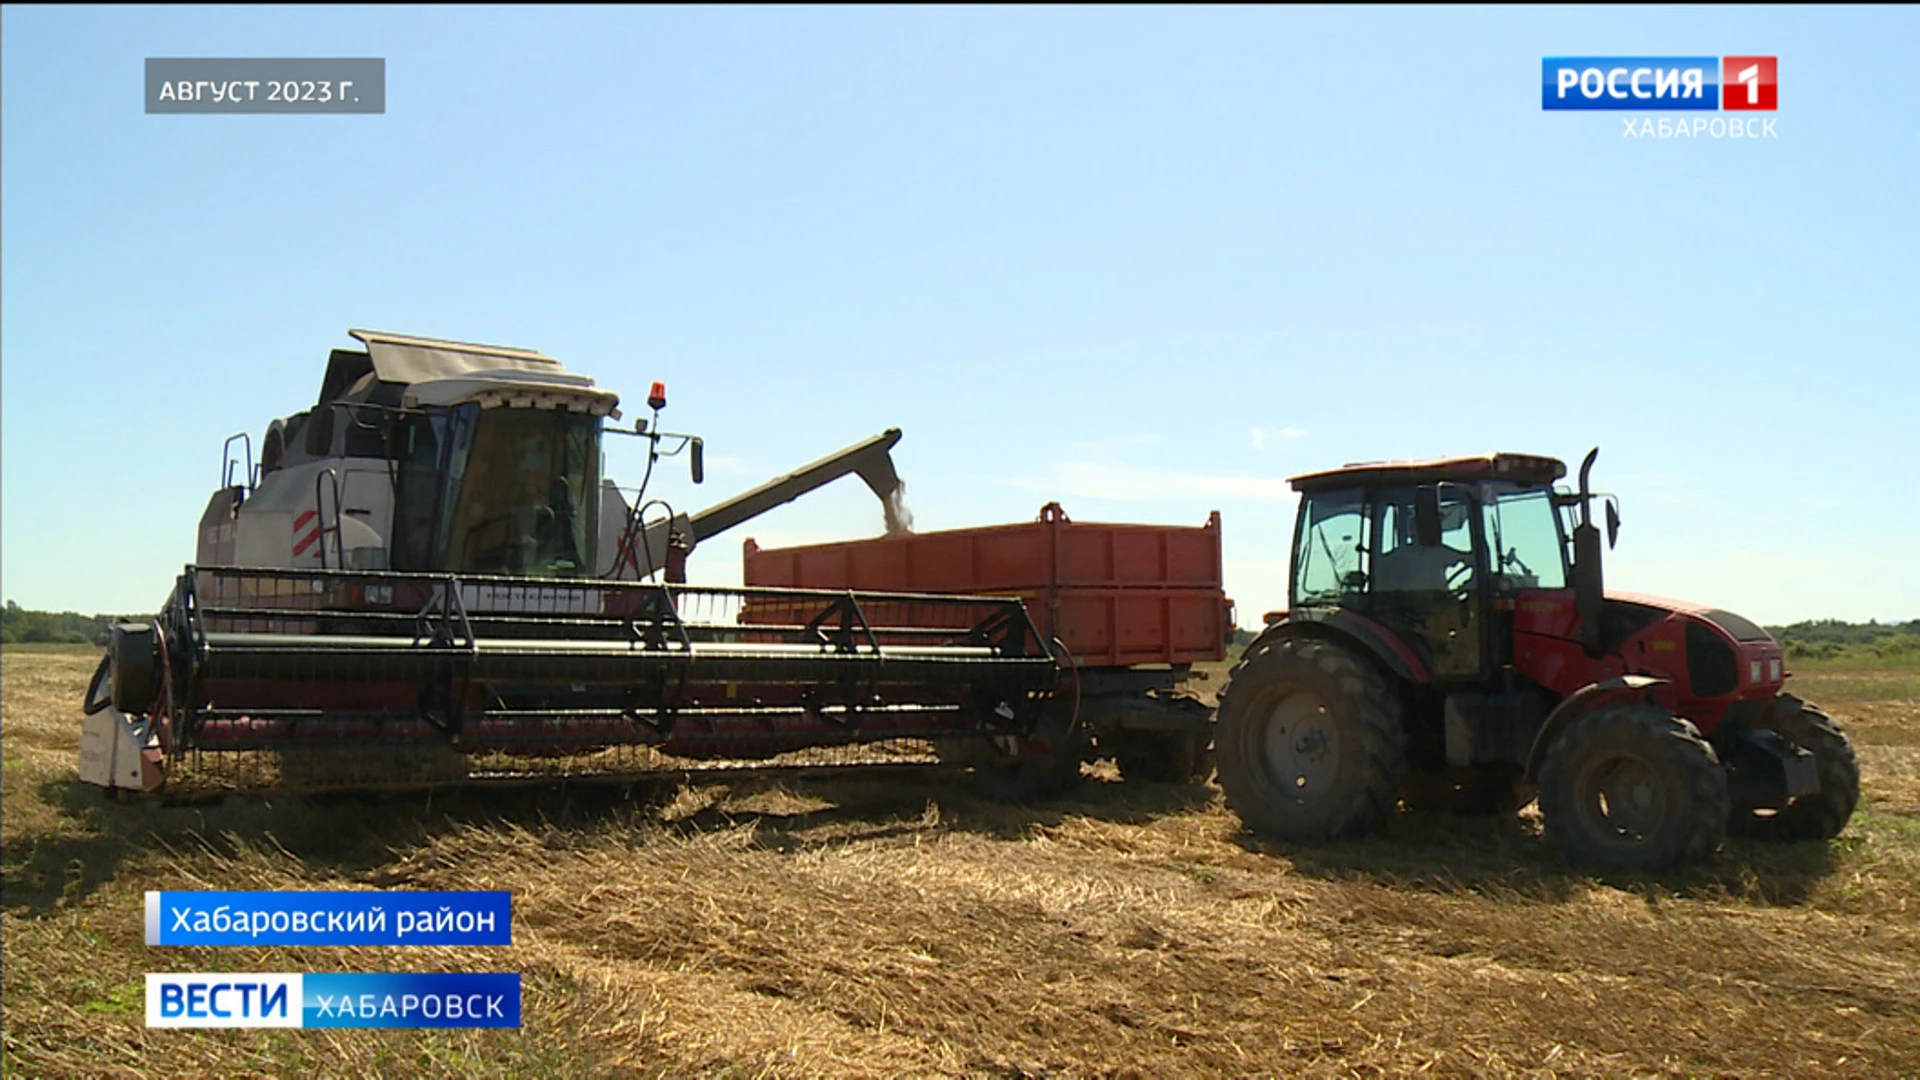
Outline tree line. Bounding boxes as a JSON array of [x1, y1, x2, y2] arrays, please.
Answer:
[[1, 602, 136, 645], [1770, 618, 1920, 661]]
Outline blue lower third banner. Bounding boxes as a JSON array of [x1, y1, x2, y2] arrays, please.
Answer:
[[147, 973, 521, 1028], [147, 890, 512, 946]]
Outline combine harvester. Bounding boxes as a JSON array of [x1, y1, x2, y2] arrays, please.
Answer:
[[78, 330, 1220, 799]]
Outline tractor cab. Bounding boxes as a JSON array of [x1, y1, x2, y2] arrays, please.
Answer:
[[1287, 453, 1572, 681]]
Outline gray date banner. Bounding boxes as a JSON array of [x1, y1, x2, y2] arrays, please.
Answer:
[[146, 58, 385, 114]]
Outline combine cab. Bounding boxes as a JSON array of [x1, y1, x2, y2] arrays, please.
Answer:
[[1214, 450, 1861, 873], [78, 331, 1061, 797]]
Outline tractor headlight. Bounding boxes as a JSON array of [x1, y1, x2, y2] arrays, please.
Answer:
[[1769, 657, 1783, 681], [1748, 659, 1763, 684]]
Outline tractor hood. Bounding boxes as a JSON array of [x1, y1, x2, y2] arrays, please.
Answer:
[[1604, 590, 1776, 644], [1514, 588, 1785, 704]]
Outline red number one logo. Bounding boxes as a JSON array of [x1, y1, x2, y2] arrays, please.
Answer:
[[1722, 56, 1778, 111]]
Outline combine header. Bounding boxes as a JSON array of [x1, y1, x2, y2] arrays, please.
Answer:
[[79, 331, 1059, 796]]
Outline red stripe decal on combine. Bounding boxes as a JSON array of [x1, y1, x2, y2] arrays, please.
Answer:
[[293, 510, 317, 529], [293, 528, 321, 556]]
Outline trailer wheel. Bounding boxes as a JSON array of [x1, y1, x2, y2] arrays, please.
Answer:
[[1214, 637, 1406, 843], [1731, 694, 1859, 842], [1538, 703, 1727, 873], [970, 726, 1090, 804], [1113, 729, 1213, 784]]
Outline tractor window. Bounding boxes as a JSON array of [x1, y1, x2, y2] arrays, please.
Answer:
[[1373, 486, 1476, 594], [1483, 489, 1568, 592], [1293, 492, 1369, 606]]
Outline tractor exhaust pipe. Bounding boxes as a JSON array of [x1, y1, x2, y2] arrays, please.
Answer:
[[1572, 447, 1605, 656]]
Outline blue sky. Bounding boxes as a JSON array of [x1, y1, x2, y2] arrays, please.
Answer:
[[3, 5, 1915, 625]]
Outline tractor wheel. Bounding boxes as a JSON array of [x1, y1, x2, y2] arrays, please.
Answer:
[[1538, 703, 1728, 873], [1730, 694, 1860, 842], [1214, 637, 1406, 843]]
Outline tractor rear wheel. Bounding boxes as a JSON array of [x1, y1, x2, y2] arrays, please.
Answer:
[[1214, 637, 1406, 843], [1538, 703, 1728, 873], [1730, 694, 1860, 842]]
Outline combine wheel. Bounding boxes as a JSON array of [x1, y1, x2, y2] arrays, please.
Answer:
[[1730, 694, 1860, 842], [1214, 637, 1406, 843], [1538, 703, 1728, 873]]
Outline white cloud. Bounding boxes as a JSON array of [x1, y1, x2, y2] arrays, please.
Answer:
[[1249, 426, 1306, 450]]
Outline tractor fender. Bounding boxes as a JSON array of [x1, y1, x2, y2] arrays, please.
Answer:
[[1523, 675, 1671, 782], [1253, 611, 1431, 686]]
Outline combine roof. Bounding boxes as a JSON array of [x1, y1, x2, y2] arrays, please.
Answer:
[[1288, 453, 1567, 493], [350, 329, 564, 384], [315, 329, 617, 415]]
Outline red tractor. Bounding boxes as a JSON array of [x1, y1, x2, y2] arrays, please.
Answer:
[[1214, 450, 1859, 873]]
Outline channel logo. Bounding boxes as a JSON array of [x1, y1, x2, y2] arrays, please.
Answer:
[[146, 973, 521, 1029], [1542, 57, 1777, 111]]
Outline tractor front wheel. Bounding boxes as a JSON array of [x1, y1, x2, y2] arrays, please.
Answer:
[[1538, 703, 1728, 873], [1214, 637, 1406, 843], [1730, 694, 1860, 842]]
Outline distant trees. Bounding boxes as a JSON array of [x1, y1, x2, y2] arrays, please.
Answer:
[[1767, 618, 1920, 661], [1, 601, 116, 645]]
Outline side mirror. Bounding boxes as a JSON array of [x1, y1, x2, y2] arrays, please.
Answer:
[[1605, 498, 1620, 549], [689, 437, 705, 484], [1413, 486, 1443, 547]]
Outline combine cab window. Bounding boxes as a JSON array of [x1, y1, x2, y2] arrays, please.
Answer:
[[442, 409, 601, 577], [391, 410, 454, 572], [1482, 489, 1568, 592], [1293, 492, 1369, 607]]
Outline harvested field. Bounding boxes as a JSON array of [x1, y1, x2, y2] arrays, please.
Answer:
[[4, 644, 1917, 1078]]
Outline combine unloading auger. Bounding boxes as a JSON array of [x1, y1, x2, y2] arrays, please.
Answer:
[[78, 330, 1063, 798]]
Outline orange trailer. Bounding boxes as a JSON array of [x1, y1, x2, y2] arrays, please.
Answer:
[[742, 502, 1231, 784]]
